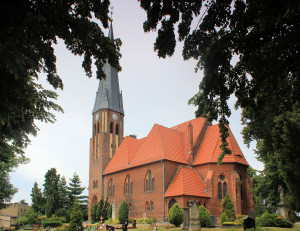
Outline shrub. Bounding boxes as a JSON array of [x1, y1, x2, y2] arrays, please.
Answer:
[[256, 212, 293, 228], [18, 216, 29, 226], [43, 220, 63, 228], [68, 199, 84, 231], [222, 193, 236, 221], [235, 215, 247, 225], [105, 218, 120, 224], [118, 201, 128, 224], [91, 197, 110, 224], [199, 206, 211, 227], [107, 204, 112, 219], [168, 203, 183, 227], [221, 212, 228, 226]]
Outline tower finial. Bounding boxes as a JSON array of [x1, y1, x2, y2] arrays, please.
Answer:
[[109, 6, 114, 22]]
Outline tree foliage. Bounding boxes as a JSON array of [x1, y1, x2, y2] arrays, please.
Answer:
[[0, 0, 121, 204], [199, 205, 211, 228], [43, 168, 60, 217], [90, 197, 110, 224], [139, 0, 300, 211], [118, 200, 128, 224], [0, 171, 17, 209], [69, 199, 84, 231], [168, 203, 183, 227], [222, 193, 236, 222], [31, 182, 46, 214]]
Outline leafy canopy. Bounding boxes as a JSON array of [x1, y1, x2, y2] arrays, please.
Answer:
[[139, 0, 300, 210], [0, 0, 121, 204]]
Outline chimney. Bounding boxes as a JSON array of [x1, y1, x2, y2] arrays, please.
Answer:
[[129, 134, 137, 139]]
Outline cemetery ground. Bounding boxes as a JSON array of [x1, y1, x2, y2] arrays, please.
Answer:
[[15, 222, 300, 231]]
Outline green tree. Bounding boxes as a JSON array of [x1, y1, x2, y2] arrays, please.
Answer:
[[222, 193, 236, 222], [31, 182, 46, 214], [168, 203, 183, 227], [118, 201, 128, 224], [0, 0, 121, 204], [67, 173, 87, 207], [139, 0, 300, 211], [0, 171, 17, 209], [90, 197, 110, 224], [58, 176, 69, 210], [69, 199, 84, 231], [107, 204, 112, 219], [199, 205, 211, 228], [43, 168, 60, 217]]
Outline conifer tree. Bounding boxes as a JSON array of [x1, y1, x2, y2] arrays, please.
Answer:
[[168, 203, 183, 227], [67, 173, 87, 207], [58, 176, 69, 210], [30, 182, 45, 214], [222, 193, 236, 221], [43, 168, 60, 217], [69, 199, 84, 231], [118, 201, 128, 224]]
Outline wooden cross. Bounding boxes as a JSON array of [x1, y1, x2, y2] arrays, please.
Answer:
[[100, 215, 104, 223]]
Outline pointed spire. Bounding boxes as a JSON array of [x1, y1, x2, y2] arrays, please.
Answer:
[[92, 22, 124, 115], [108, 21, 114, 40]]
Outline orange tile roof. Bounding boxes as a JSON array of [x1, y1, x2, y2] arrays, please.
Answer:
[[193, 124, 249, 166], [104, 117, 248, 175], [164, 166, 210, 197]]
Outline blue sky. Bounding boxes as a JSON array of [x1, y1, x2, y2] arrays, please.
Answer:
[[10, 0, 263, 204]]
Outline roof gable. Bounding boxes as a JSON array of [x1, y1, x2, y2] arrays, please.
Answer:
[[164, 166, 210, 197], [193, 124, 249, 166]]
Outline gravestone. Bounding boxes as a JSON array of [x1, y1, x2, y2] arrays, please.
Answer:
[[188, 200, 201, 231], [182, 208, 189, 230], [210, 216, 217, 227], [112, 200, 117, 219]]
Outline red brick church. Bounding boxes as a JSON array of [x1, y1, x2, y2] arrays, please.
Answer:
[[88, 23, 254, 221]]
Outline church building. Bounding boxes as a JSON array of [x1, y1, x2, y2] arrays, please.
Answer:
[[88, 23, 254, 221]]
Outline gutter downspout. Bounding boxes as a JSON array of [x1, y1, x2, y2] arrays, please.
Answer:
[[162, 160, 165, 221]]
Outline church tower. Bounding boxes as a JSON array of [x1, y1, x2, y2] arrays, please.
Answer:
[[89, 22, 124, 213]]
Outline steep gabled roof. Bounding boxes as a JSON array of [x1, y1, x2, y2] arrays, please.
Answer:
[[164, 166, 210, 198], [193, 124, 249, 166]]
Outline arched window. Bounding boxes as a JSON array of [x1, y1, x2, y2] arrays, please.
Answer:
[[108, 179, 114, 197], [97, 122, 100, 134], [93, 124, 96, 135], [168, 198, 177, 210], [204, 202, 206, 207], [116, 124, 119, 135], [125, 175, 132, 195], [145, 170, 154, 192], [147, 202, 150, 211], [218, 174, 227, 200], [151, 201, 154, 211], [95, 180, 98, 188], [145, 201, 149, 211], [110, 122, 113, 134]]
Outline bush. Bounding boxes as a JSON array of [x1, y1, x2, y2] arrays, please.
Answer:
[[69, 199, 84, 231], [118, 201, 128, 224], [199, 206, 211, 227], [235, 215, 247, 225], [221, 212, 228, 226], [168, 203, 183, 227], [18, 216, 29, 226], [107, 204, 112, 219], [256, 212, 293, 228], [222, 193, 236, 221], [105, 218, 120, 224], [43, 220, 63, 228]]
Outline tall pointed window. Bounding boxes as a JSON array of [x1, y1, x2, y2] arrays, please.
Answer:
[[125, 175, 132, 195], [145, 170, 154, 192], [97, 122, 100, 134], [116, 124, 119, 135], [110, 122, 114, 134], [218, 174, 227, 200], [108, 179, 114, 197]]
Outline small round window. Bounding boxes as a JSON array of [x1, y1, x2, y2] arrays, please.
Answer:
[[220, 174, 225, 181]]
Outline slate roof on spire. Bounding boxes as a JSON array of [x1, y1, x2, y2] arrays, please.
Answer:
[[92, 22, 123, 114]]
